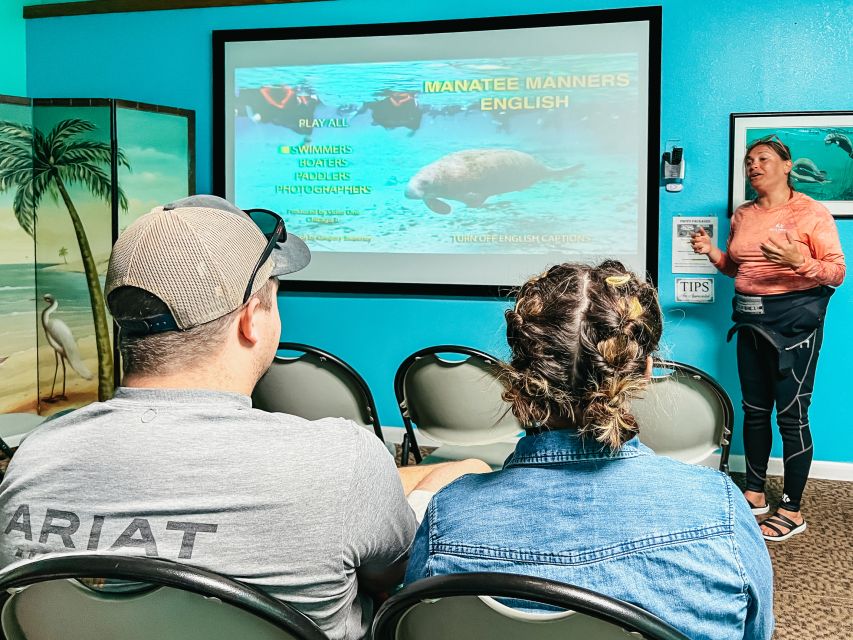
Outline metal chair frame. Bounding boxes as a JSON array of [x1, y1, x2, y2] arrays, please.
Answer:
[[257, 342, 384, 442], [647, 359, 734, 474], [372, 572, 690, 640], [0, 553, 329, 640], [0, 438, 13, 462], [393, 345, 509, 466], [0, 437, 12, 483], [394, 351, 733, 472]]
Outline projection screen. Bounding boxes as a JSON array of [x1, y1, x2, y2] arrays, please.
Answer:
[[214, 8, 661, 293]]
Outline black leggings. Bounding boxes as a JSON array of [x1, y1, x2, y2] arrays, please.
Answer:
[[737, 326, 823, 512]]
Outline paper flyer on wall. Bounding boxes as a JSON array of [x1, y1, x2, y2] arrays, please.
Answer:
[[672, 216, 717, 274]]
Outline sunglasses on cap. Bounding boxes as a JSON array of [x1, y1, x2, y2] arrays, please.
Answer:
[[242, 208, 286, 305]]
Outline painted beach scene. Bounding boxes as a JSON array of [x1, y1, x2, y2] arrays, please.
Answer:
[[0, 102, 191, 418], [234, 53, 642, 256], [0, 104, 117, 417], [0, 100, 43, 417]]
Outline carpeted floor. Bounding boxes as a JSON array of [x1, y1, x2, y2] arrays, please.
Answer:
[[729, 472, 853, 640], [399, 447, 853, 639]]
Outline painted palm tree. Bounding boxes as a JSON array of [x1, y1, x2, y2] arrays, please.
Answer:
[[0, 118, 128, 401], [58, 246, 69, 264]]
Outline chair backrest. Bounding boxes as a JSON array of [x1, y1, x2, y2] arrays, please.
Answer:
[[394, 346, 523, 446], [372, 573, 689, 640], [0, 553, 329, 640], [0, 413, 48, 480], [0, 413, 46, 450], [253, 342, 383, 441], [629, 360, 733, 470]]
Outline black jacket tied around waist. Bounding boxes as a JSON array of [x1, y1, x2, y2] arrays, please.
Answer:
[[726, 286, 834, 373]]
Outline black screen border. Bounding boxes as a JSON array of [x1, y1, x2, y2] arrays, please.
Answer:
[[213, 7, 662, 295]]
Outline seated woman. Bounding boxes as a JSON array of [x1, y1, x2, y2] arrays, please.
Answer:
[[404, 261, 773, 640]]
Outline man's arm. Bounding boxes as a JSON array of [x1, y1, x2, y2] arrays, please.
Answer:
[[357, 550, 409, 596], [343, 429, 418, 596]]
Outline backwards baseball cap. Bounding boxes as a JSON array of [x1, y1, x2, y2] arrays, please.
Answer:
[[106, 195, 310, 335]]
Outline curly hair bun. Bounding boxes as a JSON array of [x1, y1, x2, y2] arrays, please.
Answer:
[[501, 261, 662, 449], [581, 376, 645, 449]]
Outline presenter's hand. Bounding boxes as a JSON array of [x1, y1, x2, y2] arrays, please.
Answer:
[[761, 232, 806, 269], [690, 227, 713, 255]]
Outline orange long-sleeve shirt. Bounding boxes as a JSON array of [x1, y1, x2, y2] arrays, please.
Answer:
[[711, 192, 845, 295]]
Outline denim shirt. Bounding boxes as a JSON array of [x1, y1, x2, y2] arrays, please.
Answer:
[[405, 430, 773, 640]]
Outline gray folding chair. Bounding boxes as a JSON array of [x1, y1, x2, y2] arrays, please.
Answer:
[[373, 573, 689, 640], [0, 413, 45, 450], [394, 346, 523, 467], [0, 413, 47, 480], [0, 553, 328, 640], [629, 360, 733, 473], [253, 342, 385, 443]]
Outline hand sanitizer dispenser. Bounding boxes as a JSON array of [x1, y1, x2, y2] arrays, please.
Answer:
[[663, 147, 684, 192]]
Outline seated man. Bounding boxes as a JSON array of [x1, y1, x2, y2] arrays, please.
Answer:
[[405, 261, 773, 640], [0, 195, 486, 640]]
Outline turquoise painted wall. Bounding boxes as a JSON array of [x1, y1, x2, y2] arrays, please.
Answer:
[[24, 1, 853, 461], [1, 0, 27, 96]]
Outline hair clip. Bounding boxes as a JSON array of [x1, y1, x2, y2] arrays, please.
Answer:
[[605, 274, 631, 287], [627, 297, 644, 320]]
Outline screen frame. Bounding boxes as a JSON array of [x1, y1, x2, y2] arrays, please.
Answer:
[[213, 7, 662, 295]]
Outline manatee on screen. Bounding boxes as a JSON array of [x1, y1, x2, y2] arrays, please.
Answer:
[[405, 149, 582, 214], [791, 158, 831, 184]]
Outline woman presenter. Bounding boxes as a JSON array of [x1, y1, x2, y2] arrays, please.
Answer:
[[692, 135, 845, 541]]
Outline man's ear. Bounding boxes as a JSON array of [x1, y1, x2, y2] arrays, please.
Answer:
[[237, 298, 262, 346], [644, 355, 653, 380]]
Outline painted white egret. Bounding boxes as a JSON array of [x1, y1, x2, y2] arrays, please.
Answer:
[[41, 294, 93, 401]]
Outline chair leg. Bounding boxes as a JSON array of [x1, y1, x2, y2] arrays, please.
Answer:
[[400, 434, 411, 467], [400, 422, 423, 466], [719, 437, 732, 475]]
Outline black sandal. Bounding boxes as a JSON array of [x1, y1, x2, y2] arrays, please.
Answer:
[[761, 512, 806, 542], [745, 496, 769, 515]]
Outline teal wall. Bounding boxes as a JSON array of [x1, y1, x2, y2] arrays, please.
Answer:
[[1, 0, 27, 96], [23, 1, 853, 461]]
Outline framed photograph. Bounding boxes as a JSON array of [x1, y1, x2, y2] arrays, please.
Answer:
[[730, 111, 853, 217]]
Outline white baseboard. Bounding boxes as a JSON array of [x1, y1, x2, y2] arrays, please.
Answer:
[[710, 453, 853, 482], [383, 428, 853, 482]]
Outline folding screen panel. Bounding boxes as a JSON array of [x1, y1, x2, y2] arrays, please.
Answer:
[[0, 97, 195, 420], [0, 96, 37, 416], [115, 101, 195, 230], [32, 99, 114, 415]]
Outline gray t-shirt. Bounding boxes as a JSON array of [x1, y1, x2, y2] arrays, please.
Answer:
[[0, 387, 417, 640]]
